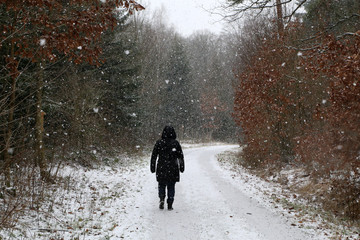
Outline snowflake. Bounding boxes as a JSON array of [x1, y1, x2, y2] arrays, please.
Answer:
[[39, 39, 46, 46]]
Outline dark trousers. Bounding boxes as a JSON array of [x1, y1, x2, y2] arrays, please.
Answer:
[[158, 181, 176, 203]]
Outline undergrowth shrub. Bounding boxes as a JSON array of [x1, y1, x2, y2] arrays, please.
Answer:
[[0, 163, 46, 228], [327, 172, 360, 221]]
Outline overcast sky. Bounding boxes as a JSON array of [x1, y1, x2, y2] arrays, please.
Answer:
[[140, 0, 227, 36]]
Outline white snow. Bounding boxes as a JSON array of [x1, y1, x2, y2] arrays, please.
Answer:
[[336, 145, 343, 150], [7, 148, 14, 155], [0, 144, 354, 239], [39, 39, 46, 46]]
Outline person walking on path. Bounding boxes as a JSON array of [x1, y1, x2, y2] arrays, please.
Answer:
[[150, 126, 185, 210]]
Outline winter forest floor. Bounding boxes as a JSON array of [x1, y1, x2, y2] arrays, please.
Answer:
[[0, 143, 359, 239]]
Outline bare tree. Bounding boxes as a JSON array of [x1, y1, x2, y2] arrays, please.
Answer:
[[223, 0, 308, 34]]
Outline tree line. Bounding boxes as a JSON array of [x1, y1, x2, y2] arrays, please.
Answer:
[[2, 0, 358, 227], [0, 0, 238, 226], [230, 0, 360, 220]]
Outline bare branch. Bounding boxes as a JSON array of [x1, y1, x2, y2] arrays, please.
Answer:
[[284, 0, 307, 22], [336, 31, 360, 40], [285, 44, 322, 52], [299, 14, 360, 42], [0, 23, 27, 45], [222, 0, 296, 23]]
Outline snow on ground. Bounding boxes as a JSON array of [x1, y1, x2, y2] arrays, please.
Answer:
[[216, 147, 360, 240], [0, 144, 355, 239]]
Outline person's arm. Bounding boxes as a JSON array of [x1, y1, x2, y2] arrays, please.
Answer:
[[177, 143, 184, 173], [150, 142, 158, 173]]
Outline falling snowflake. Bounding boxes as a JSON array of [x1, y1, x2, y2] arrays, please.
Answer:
[[7, 148, 14, 155], [39, 39, 46, 46]]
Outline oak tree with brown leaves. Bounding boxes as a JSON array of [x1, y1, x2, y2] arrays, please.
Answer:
[[0, 0, 144, 182], [232, 6, 360, 218]]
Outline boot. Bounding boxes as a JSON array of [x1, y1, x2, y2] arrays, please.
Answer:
[[167, 202, 173, 211], [167, 198, 174, 210], [159, 198, 165, 210]]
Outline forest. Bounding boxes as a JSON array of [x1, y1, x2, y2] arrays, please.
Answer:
[[1, 0, 360, 232]]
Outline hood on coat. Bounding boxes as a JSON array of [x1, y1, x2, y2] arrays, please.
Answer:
[[161, 126, 177, 140]]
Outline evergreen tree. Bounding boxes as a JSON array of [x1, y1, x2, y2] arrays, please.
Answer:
[[161, 36, 194, 138], [96, 14, 142, 147], [43, 12, 143, 158]]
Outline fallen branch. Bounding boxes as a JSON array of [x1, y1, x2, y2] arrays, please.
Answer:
[[36, 228, 72, 232]]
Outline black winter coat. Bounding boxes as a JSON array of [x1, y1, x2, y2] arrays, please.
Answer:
[[150, 126, 185, 182]]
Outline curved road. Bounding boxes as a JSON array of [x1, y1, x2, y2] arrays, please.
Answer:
[[119, 145, 315, 239]]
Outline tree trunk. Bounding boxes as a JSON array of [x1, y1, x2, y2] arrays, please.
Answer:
[[3, 79, 16, 188], [3, 41, 16, 187], [35, 61, 48, 180], [276, 0, 284, 36]]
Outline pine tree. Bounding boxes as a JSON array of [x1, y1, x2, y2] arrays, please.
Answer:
[[161, 36, 194, 138]]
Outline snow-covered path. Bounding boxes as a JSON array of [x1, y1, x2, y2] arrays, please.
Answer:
[[116, 145, 315, 240], [1, 144, 352, 239]]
